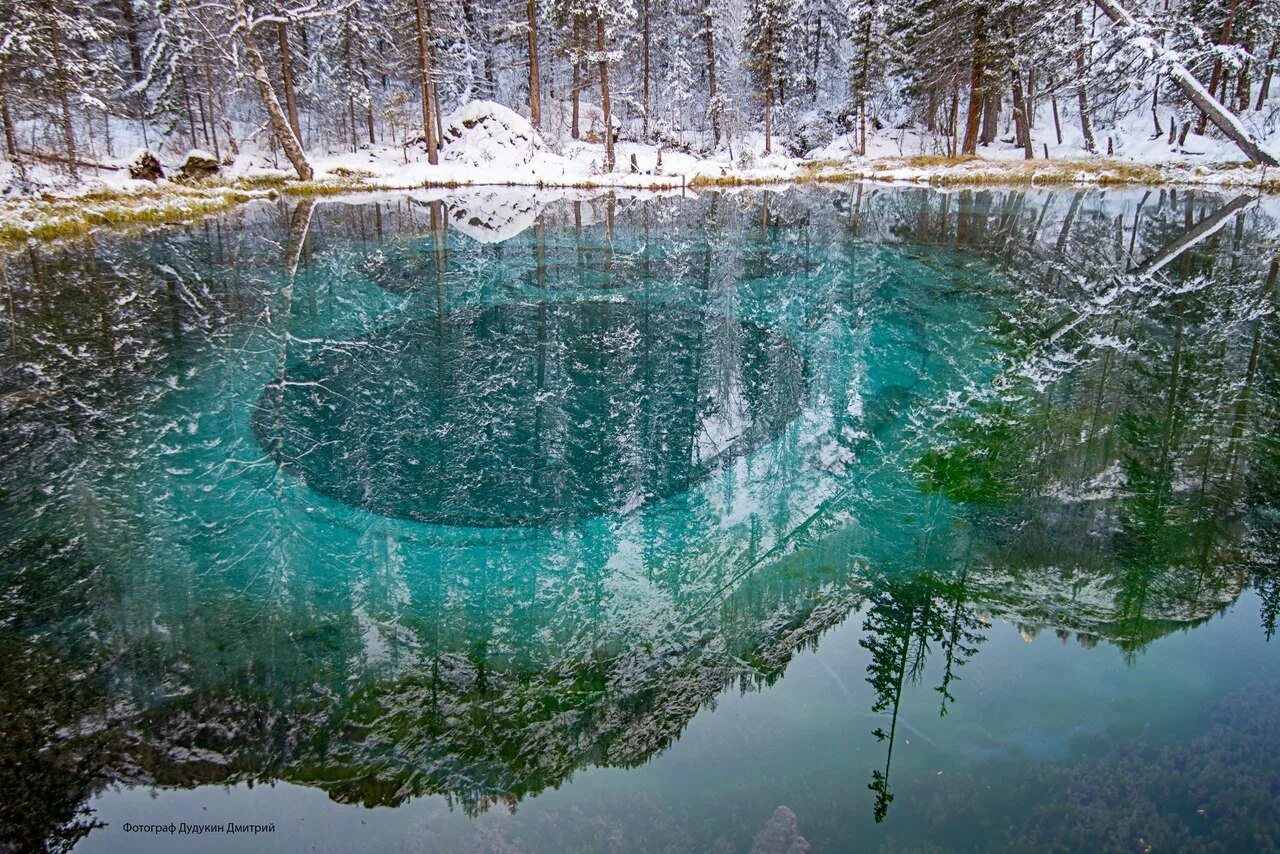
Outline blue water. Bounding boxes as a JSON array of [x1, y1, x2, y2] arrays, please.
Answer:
[[1, 186, 1278, 852]]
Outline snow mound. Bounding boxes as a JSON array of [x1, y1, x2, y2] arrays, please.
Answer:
[[445, 189, 542, 243], [440, 101, 545, 168]]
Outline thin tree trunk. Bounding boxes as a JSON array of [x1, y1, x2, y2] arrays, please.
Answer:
[[1236, 36, 1252, 112], [182, 71, 199, 149], [961, 11, 986, 155], [195, 86, 212, 149], [202, 58, 222, 159], [597, 17, 614, 171], [45, 1, 78, 179], [342, 11, 356, 150], [527, 0, 541, 129], [427, 0, 444, 146], [0, 73, 26, 184], [1011, 64, 1033, 159], [980, 90, 999, 145], [413, 0, 439, 164], [810, 17, 821, 98], [950, 78, 960, 158], [277, 23, 303, 144], [232, 0, 312, 179], [361, 62, 376, 144], [119, 0, 144, 83], [102, 105, 113, 157], [1255, 40, 1277, 110], [702, 0, 721, 146], [855, 17, 872, 155], [763, 61, 773, 155], [1196, 0, 1237, 134], [1074, 10, 1096, 153], [571, 19, 581, 140], [641, 0, 650, 141]]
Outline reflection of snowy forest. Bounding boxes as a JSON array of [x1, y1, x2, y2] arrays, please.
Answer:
[[3, 0, 1280, 193], [1, 187, 1278, 849]]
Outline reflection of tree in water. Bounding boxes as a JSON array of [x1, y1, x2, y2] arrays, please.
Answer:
[[861, 570, 985, 822], [911, 191, 1280, 652], [2, 187, 1280, 849]]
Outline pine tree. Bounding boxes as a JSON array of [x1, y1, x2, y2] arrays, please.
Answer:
[[744, 0, 795, 154]]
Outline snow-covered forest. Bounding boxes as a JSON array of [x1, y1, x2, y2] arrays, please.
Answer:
[[2, 0, 1280, 190]]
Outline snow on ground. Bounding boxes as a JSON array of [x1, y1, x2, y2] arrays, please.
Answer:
[[3, 98, 1279, 238]]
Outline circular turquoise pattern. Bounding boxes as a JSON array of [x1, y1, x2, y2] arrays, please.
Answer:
[[253, 300, 806, 527]]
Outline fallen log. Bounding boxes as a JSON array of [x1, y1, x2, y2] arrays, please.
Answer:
[[1089, 0, 1278, 166], [16, 147, 123, 172]]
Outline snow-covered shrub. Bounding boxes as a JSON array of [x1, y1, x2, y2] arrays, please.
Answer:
[[439, 101, 545, 168]]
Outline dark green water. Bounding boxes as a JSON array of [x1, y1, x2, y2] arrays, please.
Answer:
[[1, 186, 1278, 853]]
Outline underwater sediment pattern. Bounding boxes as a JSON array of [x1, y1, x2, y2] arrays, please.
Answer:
[[1, 187, 1279, 852]]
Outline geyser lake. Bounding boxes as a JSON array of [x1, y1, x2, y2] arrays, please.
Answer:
[[2, 185, 1278, 853]]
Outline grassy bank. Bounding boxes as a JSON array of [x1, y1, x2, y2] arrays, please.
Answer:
[[818, 155, 1280, 190], [3, 157, 1276, 244]]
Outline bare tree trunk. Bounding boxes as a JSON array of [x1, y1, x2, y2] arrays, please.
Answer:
[[1011, 65, 1033, 158], [119, 0, 144, 84], [1074, 10, 1096, 153], [277, 23, 303, 145], [1196, 0, 1238, 134], [202, 58, 222, 159], [980, 90, 999, 145], [182, 71, 199, 149], [597, 17, 614, 171], [45, 1, 78, 180], [0, 73, 26, 184], [413, 0, 439, 164], [232, 0, 313, 179], [1255, 40, 1277, 110], [195, 85, 211, 149], [950, 78, 960, 158], [763, 61, 773, 155], [702, 0, 721, 146], [571, 19, 581, 140], [855, 17, 872, 155], [427, 1, 444, 148], [527, 0, 541, 129], [1236, 35, 1252, 112], [810, 17, 821, 99], [1091, 0, 1278, 165], [641, 0, 650, 141], [961, 11, 986, 155]]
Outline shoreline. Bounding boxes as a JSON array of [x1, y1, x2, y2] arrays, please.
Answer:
[[3, 155, 1277, 245]]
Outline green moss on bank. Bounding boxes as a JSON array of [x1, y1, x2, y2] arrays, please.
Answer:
[[4, 158, 1277, 246], [0, 185, 276, 244]]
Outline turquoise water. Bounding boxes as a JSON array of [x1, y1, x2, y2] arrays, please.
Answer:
[[1, 187, 1278, 852]]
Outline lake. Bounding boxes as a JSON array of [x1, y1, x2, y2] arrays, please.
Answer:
[[1, 185, 1278, 852]]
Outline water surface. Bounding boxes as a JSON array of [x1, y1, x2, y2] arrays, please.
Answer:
[[1, 185, 1278, 852]]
